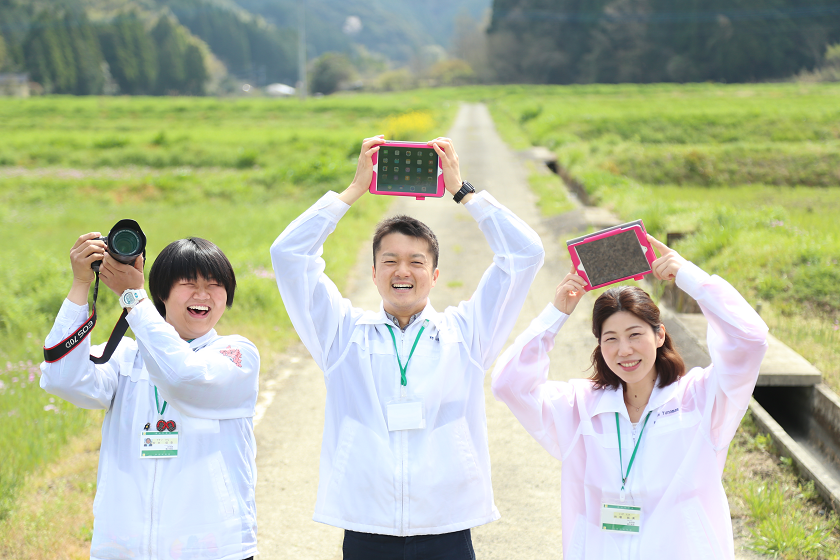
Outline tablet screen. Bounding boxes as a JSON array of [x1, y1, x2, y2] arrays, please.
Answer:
[[574, 229, 651, 287], [377, 146, 439, 194]]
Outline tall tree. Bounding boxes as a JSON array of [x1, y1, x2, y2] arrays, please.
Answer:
[[580, 0, 655, 83], [152, 15, 188, 94], [23, 12, 75, 93], [64, 11, 104, 94], [0, 34, 7, 70], [309, 52, 354, 94], [183, 42, 207, 95], [151, 13, 208, 95], [99, 12, 158, 94]]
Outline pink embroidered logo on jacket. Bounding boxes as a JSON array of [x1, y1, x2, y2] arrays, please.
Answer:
[[220, 346, 243, 368]]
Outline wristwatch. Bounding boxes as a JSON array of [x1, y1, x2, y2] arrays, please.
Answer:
[[453, 181, 475, 203], [119, 288, 147, 310]]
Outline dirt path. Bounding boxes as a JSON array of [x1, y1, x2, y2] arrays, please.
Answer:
[[254, 103, 592, 558], [252, 104, 755, 559]]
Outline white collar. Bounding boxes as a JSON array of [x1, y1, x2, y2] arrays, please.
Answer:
[[591, 376, 680, 421], [188, 329, 218, 351], [357, 301, 444, 331]]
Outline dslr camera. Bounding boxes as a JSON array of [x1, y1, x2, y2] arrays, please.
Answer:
[[92, 219, 146, 271]]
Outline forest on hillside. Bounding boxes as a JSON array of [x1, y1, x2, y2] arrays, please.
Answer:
[[0, 0, 298, 95], [488, 0, 840, 83], [2, 0, 840, 95]]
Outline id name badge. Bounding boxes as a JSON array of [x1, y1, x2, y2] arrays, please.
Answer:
[[387, 397, 425, 431], [601, 502, 642, 534], [140, 431, 179, 458]]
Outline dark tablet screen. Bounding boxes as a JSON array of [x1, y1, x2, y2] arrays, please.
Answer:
[[574, 229, 651, 287], [377, 146, 439, 194]]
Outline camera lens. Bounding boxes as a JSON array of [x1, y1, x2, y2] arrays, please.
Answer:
[[111, 229, 141, 256]]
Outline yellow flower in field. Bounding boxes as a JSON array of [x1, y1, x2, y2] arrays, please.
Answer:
[[383, 111, 436, 140]]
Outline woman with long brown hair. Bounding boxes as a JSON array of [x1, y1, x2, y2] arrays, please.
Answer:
[[491, 235, 768, 560]]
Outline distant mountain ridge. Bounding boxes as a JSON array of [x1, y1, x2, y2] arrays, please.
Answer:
[[0, 0, 491, 94], [233, 0, 492, 61]]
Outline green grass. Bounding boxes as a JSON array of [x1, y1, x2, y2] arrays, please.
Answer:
[[485, 81, 840, 556], [525, 161, 576, 217], [0, 92, 456, 522], [725, 411, 840, 559], [484, 81, 840, 379]]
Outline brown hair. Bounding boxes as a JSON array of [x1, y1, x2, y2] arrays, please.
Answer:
[[372, 215, 439, 269], [589, 285, 685, 390]]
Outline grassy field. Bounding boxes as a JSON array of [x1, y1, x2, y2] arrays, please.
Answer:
[[483, 82, 840, 557], [3, 84, 839, 557], [0, 93, 456, 552]]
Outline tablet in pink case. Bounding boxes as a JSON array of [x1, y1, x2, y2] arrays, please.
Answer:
[[566, 220, 655, 291], [369, 141, 446, 201]]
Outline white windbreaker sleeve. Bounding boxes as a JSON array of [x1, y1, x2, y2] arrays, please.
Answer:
[[453, 192, 545, 369], [269, 191, 359, 373], [491, 303, 579, 460], [675, 262, 769, 450], [127, 299, 260, 419], [40, 299, 123, 410]]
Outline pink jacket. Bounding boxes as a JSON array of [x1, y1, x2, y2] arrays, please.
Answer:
[[491, 262, 768, 560]]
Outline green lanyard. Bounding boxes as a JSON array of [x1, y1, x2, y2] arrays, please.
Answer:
[[385, 320, 429, 387], [154, 386, 168, 417], [615, 410, 652, 501]]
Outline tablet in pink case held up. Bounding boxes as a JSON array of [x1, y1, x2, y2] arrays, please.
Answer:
[[368, 141, 446, 201], [566, 220, 655, 291]]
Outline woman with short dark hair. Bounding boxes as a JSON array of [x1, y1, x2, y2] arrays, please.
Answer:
[[491, 235, 768, 559], [40, 233, 259, 560]]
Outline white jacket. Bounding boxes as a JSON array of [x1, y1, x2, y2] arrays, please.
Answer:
[[491, 263, 768, 560], [270, 190, 544, 536], [40, 298, 260, 560]]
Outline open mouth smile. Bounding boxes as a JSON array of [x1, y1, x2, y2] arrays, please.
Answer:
[[188, 305, 210, 317], [392, 283, 414, 293], [618, 360, 641, 371]]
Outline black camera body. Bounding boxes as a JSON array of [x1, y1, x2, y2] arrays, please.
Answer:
[[92, 219, 146, 271]]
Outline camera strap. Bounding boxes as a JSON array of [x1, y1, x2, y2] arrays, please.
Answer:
[[43, 272, 129, 364]]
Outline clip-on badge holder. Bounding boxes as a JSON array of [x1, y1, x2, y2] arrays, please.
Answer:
[[368, 141, 446, 201], [566, 220, 655, 291]]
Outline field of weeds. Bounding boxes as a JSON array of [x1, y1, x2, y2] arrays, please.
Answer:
[[485, 81, 840, 558], [0, 93, 454, 531]]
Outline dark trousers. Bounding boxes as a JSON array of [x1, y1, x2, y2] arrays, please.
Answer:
[[343, 529, 476, 560]]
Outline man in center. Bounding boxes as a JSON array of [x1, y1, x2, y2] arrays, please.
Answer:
[[271, 135, 544, 559]]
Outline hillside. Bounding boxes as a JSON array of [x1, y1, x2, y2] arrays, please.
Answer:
[[487, 0, 840, 83], [0, 0, 491, 95], [234, 0, 491, 62]]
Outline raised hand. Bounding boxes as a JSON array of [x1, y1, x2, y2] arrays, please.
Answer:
[[553, 266, 587, 315], [99, 253, 145, 297], [67, 232, 107, 305], [647, 234, 687, 281], [70, 232, 106, 285], [428, 137, 464, 198], [341, 135, 385, 205]]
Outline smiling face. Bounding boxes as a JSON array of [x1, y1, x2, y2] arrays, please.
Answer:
[[599, 310, 666, 389], [163, 275, 228, 340], [372, 233, 439, 320]]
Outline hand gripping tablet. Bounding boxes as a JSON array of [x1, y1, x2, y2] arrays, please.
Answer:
[[566, 220, 655, 291], [368, 141, 446, 201]]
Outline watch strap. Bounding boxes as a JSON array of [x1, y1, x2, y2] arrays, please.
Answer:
[[453, 181, 476, 203], [119, 288, 147, 310]]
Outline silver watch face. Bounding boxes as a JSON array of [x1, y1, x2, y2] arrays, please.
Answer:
[[123, 292, 136, 306]]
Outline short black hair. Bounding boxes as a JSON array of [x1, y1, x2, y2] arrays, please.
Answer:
[[148, 238, 236, 318], [372, 215, 439, 269]]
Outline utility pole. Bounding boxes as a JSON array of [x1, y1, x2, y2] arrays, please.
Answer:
[[298, 0, 307, 101]]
